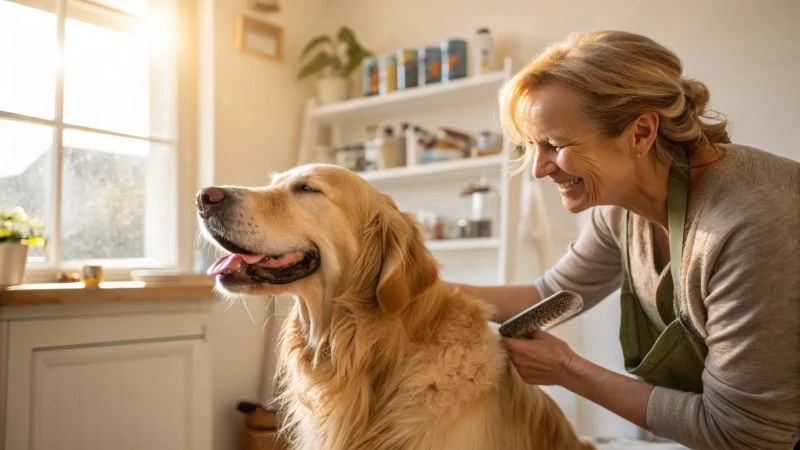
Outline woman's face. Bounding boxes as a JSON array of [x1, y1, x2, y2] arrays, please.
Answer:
[[523, 83, 638, 214]]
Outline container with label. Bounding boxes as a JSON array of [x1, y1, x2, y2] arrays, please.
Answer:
[[442, 38, 467, 82], [379, 54, 397, 95], [417, 46, 442, 86], [365, 126, 406, 171], [335, 145, 366, 172], [362, 58, 380, 96], [472, 28, 494, 75], [396, 49, 418, 90]]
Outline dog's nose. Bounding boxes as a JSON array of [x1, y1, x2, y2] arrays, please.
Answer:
[[197, 186, 227, 214]]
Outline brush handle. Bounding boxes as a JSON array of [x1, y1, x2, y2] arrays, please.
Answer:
[[498, 290, 584, 339]]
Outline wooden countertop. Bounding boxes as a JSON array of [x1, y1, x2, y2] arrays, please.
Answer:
[[0, 281, 216, 306]]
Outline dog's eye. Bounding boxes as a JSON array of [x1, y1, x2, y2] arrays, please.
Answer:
[[296, 184, 320, 194]]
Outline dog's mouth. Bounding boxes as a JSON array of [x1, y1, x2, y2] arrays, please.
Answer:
[[207, 234, 320, 285]]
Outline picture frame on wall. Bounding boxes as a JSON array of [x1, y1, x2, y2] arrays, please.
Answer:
[[235, 14, 283, 61], [248, 0, 280, 12]]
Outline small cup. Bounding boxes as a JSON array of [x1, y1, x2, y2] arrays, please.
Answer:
[[82, 265, 104, 287]]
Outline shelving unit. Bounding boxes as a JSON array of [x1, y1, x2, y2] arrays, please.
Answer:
[[297, 57, 522, 285], [308, 68, 513, 125]]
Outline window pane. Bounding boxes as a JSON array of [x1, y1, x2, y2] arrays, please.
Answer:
[[61, 130, 148, 260], [87, 0, 149, 17], [0, 1, 57, 119], [0, 120, 53, 260], [64, 18, 150, 136]]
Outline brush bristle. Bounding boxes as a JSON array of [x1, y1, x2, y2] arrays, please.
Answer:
[[498, 291, 583, 338]]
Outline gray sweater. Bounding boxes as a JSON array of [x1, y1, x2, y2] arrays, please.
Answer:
[[533, 144, 800, 449]]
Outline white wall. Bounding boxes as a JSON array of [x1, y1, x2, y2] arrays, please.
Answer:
[[318, 0, 800, 438], [320, 0, 799, 160], [193, 0, 326, 448]]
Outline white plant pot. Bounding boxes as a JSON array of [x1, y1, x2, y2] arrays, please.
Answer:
[[0, 242, 29, 286], [316, 77, 349, 104]]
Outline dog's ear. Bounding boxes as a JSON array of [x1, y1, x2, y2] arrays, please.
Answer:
[[375, 207, 438, 315]]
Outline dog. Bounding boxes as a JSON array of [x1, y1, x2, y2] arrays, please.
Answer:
[[198, 163, 593, 450]]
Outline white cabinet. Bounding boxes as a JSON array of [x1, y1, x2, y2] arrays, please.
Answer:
[[1, 302, 213, 450]]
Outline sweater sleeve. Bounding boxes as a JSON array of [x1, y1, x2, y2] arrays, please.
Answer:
[[533, 205, 623, 310], [646, 204, 800, 449]]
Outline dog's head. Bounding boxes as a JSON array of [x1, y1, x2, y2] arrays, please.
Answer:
[[197, 164, 439, 315]]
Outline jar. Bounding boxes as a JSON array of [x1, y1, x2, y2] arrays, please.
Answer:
[[441, 38, 468, 82], [416, 210, 441, 240], [417, 46, 442, 86], [362, 58, 379, 96], [396, 49, 418, 90], [82, 265, 103, 287], [379, 54, 397, 95], [335, 145, 365, 172], [472, 28, 494, 75], [459, 176, 498, 237]]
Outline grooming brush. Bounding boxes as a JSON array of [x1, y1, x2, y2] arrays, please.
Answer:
[[498, 290, 584, 339]]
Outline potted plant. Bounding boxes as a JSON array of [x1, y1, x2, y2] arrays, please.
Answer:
[[297, 26, 373, 104], [0, 205, 46, 286]]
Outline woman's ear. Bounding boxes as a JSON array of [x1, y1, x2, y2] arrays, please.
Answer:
[[375, 208, 439, 315], [630, 111, 659, 158]]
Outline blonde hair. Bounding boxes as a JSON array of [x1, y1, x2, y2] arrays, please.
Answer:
[[499, 30, 730, 175]]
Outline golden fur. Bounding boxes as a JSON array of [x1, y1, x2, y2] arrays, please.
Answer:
[[201, 164, 593, 450]]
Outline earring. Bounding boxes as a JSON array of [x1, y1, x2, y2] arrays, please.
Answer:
[[637, 153, 642, 158]]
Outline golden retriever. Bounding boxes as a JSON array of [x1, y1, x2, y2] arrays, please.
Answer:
[[197, 163, 593, 450]]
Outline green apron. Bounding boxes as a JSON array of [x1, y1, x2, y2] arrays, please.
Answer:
[[619, 151, 708, 394]]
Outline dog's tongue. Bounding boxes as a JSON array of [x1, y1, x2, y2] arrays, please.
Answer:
[[207, 253, 265, 276]]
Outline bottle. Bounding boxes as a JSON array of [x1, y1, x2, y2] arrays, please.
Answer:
[[413, 125, 436, 149], [473, 28, 494, 75]]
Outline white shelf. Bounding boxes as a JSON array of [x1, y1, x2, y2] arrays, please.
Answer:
[[310, 57, 512, 124], [426, 237, 499, 252], [359, 154, 507, 187]]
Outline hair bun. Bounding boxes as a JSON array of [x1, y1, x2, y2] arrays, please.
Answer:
[[681, 78, 711, 116]]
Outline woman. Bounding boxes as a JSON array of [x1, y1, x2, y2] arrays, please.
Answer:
[[458, 31, 800, 449]]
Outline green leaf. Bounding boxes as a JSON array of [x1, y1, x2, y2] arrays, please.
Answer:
[[337, 26, 356, 47], [334, 26, 374, 76], [300, 34, 333, 60], [342, 46, 373, 76], [297, 51, 333, 80]]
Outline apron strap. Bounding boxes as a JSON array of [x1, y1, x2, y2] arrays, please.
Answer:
[[620, 210, 632, 290], [667, 150, 690, 318]]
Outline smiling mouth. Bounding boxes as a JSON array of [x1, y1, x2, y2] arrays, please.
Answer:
[[207, 234, 320, 285], [557, 178, 583, 189]]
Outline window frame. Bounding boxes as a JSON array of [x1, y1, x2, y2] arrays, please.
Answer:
[[1, 0, 197, 282]]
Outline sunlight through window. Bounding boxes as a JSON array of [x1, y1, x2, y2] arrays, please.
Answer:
[[0, 1, 58, 120], [0, 0, 178, 268]]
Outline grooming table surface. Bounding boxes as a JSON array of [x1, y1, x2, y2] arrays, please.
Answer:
[[589, 437, 688, 449]]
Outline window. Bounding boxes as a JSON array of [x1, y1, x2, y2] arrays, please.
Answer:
[[0, 0, 180, 273]]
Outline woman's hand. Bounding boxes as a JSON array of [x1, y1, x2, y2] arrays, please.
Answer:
[[502, 329, 654, 430], [501, 330, 578, 386]]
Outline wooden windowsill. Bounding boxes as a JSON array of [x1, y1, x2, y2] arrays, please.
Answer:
[[0, 281, 216, 306]]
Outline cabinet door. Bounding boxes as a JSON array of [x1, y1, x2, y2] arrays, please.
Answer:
[[5, 314, 212, 450]]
